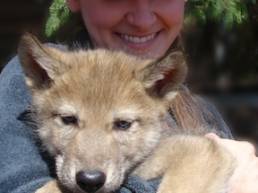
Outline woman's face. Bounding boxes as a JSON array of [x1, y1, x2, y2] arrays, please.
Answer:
[[68, 0, 185, 59]]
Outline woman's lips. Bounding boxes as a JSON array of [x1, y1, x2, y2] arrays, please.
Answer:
[[115, 31, 161, 50]]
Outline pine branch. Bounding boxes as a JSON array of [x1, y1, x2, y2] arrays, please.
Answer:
[[45, 0, 71, 37], [44, 0, 256, 38]]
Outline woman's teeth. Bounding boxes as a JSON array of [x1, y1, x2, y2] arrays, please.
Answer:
[[120, 33, 156, 43]]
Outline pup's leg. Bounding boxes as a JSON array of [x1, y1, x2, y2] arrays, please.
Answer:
[[156, 136, 235, 193], [35, 180, 67, 193]]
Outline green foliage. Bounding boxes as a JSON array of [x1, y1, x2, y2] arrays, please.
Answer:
[[185, 0, 256, 27], [45, 0, 256, 38], [45, 0, 71, 38]]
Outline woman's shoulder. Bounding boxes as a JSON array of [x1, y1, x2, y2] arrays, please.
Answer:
[[0, 56, 31, 120], [194, 94, 233, 138], [0, 42, 67, 116], [0, 57, 54, 193], [169, 86, 233, 139], [0, 56, 24, 81]]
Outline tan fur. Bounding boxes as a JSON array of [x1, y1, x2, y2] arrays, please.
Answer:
[[19, 34, 235, 193], [36, 180, 63, 193]]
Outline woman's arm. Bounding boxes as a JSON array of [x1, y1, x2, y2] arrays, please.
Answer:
[[0, 57, 53, 193], [170, 86, 258, 193], [206, 133, 258, 193]]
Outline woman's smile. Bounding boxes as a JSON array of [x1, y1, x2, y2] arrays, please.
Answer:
[[115, 31, 161, 51]]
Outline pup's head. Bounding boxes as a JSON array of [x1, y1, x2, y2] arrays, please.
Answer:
[[18, 34, 187, 193]]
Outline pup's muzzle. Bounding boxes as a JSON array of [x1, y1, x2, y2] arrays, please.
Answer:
[[76, 170, 106, 193]]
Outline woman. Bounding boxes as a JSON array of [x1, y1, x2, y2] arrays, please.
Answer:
[[0, 0, 257, 193]]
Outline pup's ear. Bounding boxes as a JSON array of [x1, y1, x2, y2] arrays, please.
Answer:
[[18, 33, 68, 90], [136, 51, 187, 100]]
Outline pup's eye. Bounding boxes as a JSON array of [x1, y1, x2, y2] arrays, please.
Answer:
[[113, 120, 133, 131], [60, 115, 78, 125]]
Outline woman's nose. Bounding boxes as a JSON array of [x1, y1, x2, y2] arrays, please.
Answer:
[[126, 1, 157, 31]]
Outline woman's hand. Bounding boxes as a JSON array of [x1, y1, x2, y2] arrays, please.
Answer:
[[206, 133, 258, 193]]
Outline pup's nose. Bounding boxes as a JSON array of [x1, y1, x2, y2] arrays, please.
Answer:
[[76, 170, 106, 193]]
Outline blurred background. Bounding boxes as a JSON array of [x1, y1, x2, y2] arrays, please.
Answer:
[[0, 0, 257, 146]]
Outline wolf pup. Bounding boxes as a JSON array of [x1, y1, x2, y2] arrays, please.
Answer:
[[18, 34, 235, 193]]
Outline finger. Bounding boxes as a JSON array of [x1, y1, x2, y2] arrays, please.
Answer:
[[205, 133, 220, 140], [205, 133, 232, 147]]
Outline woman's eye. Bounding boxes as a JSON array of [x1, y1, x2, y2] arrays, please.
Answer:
[[60, 115, 78, 125], [113, 120, 133, 130]]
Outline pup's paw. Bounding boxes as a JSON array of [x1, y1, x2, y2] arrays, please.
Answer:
[[35, 180, 64, 193]]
